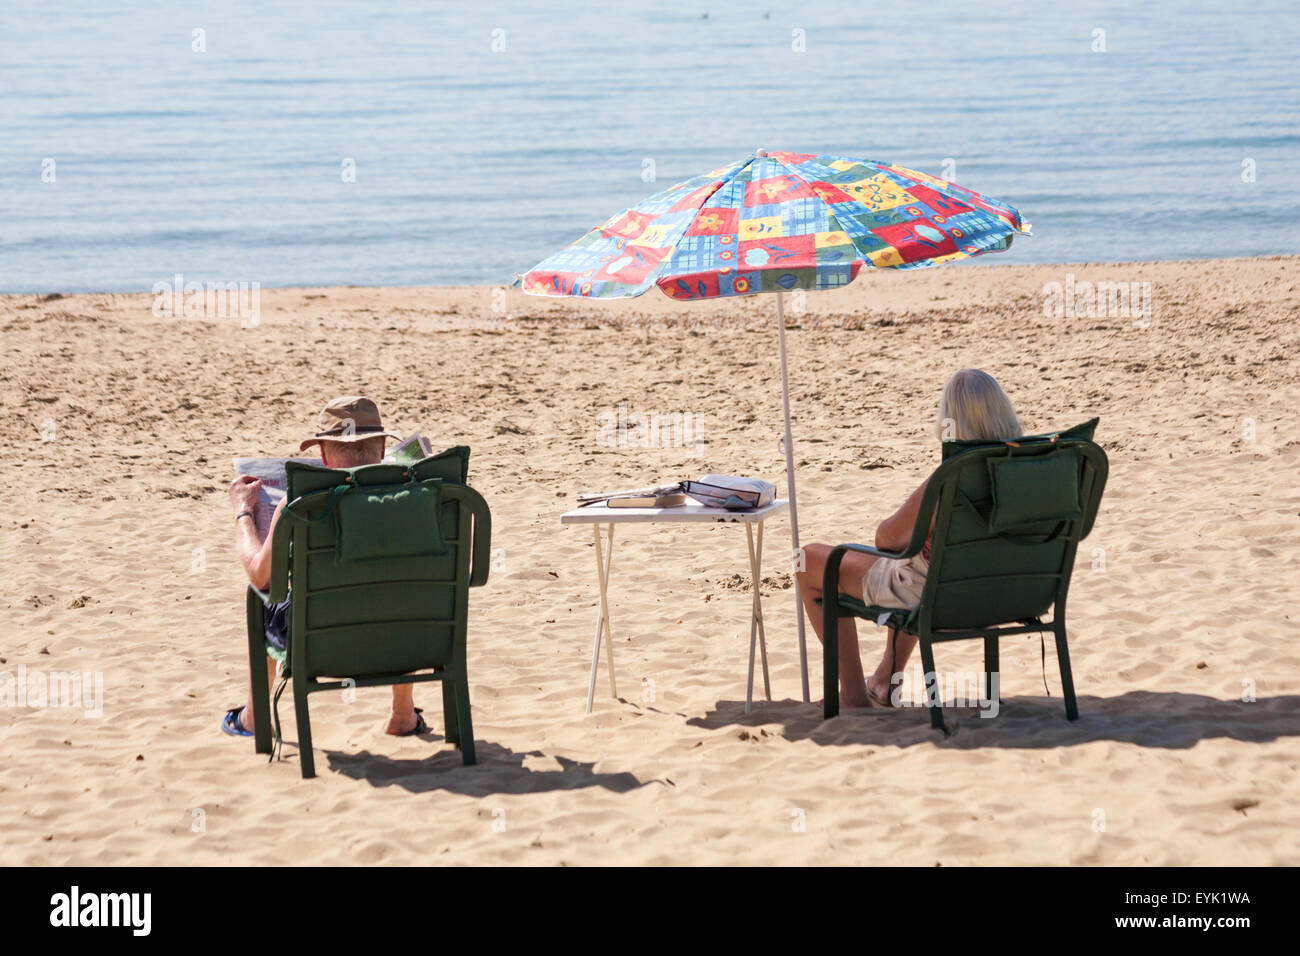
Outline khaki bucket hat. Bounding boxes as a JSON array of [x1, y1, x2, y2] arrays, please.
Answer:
[[299, 395, 404, 452]]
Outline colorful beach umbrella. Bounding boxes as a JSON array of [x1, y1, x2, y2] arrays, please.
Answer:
[[518, 150, 1030, 703]]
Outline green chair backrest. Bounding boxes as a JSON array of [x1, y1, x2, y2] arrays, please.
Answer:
[[918, 438, 1108, 629], [273, 449, 488, 681], [940, 417, 1098, 461]]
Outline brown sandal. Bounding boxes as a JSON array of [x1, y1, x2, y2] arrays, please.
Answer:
[[867, 685, 894, 708]]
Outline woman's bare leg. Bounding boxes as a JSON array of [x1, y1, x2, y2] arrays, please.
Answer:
[[797, 543, 879, 708], [868, 629, 919, 705]]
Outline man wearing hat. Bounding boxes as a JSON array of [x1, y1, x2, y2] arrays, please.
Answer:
[[223, 397, 428, 738]]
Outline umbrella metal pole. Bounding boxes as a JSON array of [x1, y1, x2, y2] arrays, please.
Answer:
[[775, 290, 810, 703]]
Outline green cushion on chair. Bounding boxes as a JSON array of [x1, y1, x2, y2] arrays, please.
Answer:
[[986, 450, 1083, 532], [336, 482, 448, 562]]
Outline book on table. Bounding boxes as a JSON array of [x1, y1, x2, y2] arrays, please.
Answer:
[[576, 483, 687, 509], [607, 492, 687, 508]]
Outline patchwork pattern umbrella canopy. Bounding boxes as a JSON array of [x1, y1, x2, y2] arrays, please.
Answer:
[[518, 151, 1028, 707], [518, 150, 1029, 300]]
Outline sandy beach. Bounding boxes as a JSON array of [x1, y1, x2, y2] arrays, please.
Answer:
[[1, 255, 1297, 866]]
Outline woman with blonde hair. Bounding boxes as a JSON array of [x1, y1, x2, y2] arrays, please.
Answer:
[[796, 369, 1023, 708]]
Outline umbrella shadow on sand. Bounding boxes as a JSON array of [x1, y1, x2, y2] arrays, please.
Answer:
[[689, 691, 1300, 751], [314, 739, 653, 795]]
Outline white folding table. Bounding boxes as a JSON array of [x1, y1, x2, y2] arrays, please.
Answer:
[[560, 499, 789, 714]]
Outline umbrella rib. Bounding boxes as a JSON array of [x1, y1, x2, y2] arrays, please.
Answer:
[[766, 151, 872, 274], [647, 154, 759, 296]]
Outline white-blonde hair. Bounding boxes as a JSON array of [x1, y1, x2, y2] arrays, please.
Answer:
[[934, 369, 1022, 442]]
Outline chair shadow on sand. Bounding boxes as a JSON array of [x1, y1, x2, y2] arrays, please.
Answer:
[[305, 738, 653, 795], [265, 691, 1297, 785], [689, 690, 1300, 751]]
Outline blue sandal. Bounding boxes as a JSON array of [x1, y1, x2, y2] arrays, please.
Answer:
[[222, 706, 253, 737]]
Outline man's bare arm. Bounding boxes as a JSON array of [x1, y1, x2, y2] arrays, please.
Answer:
[[229, 477, 285, 592]]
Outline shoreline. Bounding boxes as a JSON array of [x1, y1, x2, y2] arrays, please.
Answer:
[[5, 255, 1298, 335], [5, 252, 1294, 312]]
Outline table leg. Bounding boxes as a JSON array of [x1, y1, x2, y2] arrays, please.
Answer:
[[745, 521, 772, 714], [755, 521, 771, 700], [586, 523, 617, 713]]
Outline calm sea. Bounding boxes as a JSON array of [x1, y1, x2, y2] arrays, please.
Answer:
[[2, 1, 1298, 292]]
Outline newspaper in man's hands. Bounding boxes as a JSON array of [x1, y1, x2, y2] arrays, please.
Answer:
[[231, 457, 321, 537], [385, 433, 434, 465]]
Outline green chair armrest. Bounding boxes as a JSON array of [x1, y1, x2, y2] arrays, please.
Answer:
[[266, 508, 293, 605], [829, 541, 909, 562], [443, 485, 492, 588]]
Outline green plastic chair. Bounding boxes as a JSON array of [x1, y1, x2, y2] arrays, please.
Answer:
[[244, 449, 491, 778], [820, 435, 1108, 730]]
